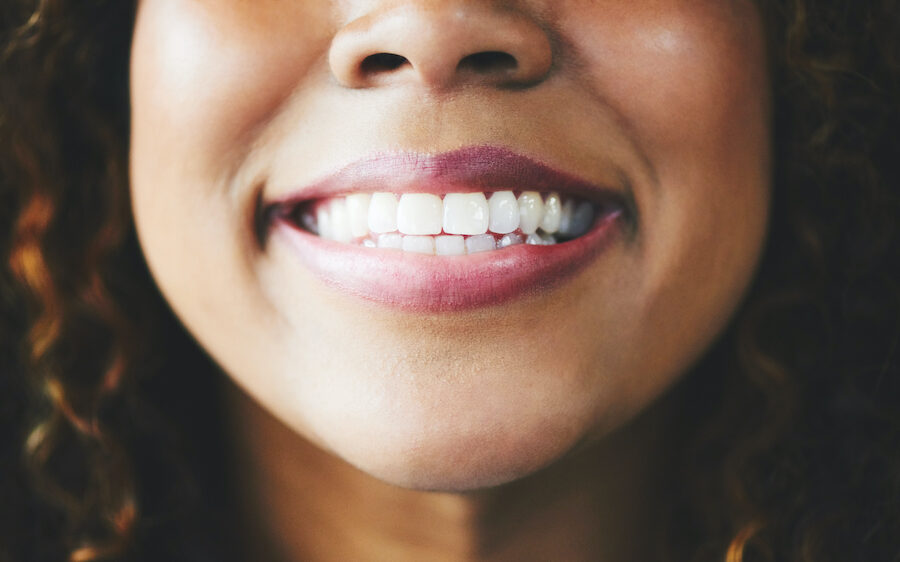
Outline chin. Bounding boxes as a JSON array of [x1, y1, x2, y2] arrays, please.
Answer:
[[342, 425, 582, 492], [287, 389, 590, 492]]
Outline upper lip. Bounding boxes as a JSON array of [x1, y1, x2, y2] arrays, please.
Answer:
[[263, 145, 634, 218]]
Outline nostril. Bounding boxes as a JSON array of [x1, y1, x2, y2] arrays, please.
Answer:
[[457, 51, 518, 74], [361, 53, 410, 75]]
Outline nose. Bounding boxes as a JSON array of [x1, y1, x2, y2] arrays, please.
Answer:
[[328, 2, 553, 90]]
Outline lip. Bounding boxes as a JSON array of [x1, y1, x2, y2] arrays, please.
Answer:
[[265, 146, 632, 312]]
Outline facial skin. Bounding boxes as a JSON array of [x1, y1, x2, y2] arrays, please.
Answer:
[[130, 0, 770, 491]]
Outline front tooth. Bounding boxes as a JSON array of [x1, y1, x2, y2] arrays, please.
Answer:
[[346, 193, 371, 237], [368, 193, 399, 233], [398, 193, 442, 235], [435, 235, 466, 256], [377, 233, 403, 249], [517, 192, 544, 235], [488, 191, 519, 234], [539, 192, 561, 233], [330, 199, 353, 243], [443, 193, 489, 235], [316, 205, 333, 239], [401, 235, 435, 255], [466, 234, 496, 254]]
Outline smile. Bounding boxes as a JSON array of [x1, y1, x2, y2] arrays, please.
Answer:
[[266, 146, 634, 311]]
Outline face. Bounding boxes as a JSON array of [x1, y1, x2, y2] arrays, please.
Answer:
[[130, 0, 770, 490]]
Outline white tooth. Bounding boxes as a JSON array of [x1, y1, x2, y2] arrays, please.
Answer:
[[466, 234, 496, 254], [330, 199, 353, 243], [435, 235, 466, 256], [488, 191, 520, 234], [498, 233, 524, 248], [362, 239, 377, 248], [539, 192, 561, 233], [540, 232, 557, 245], [558, 199, 576, 235], [526, 233, 544, 245], [346, 193, 371, 238], [377, 233, 403, 249], [443, 193, 489, 235], [368, 193, 399, 233], [398, 193, 442, 235], [401, 235, 435, 255], [517, 191, 544, 235], [316, 205, 333, 239]]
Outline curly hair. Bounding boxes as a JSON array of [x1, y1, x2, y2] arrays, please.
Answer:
[[1, 0, 898, 561]]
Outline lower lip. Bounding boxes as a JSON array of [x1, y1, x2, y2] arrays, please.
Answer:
[[272, 214, 624, 313]]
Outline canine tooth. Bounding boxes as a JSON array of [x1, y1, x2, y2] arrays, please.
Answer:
[[316, 206, 332, 239], [466, 234, 496, 254], [369, 193, 399, 233], [517, 192, 544, 235], [558, 199, 575, 235], [346, 193, 371, 237], [540, 192, 561, 233], [443, 193, 489, 235], [435, 235, 466, 256], [488, 191, 519, 234], [526, 233, 544, 245], [402, 235, 435, 254], [498, 233, 524, 248], [330, 199, 353, 243], [377, 233, 403, 249], [398, 193, 442, 235]]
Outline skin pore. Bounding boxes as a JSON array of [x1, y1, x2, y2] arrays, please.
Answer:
[[129, 0, 770, 559]]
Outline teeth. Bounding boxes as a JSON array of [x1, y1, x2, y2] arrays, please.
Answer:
[[316, 205, 333, 240], [517, 192, 544, 235], [443, 193, 489, 235], [345, 193, 371, 238], [298, 190, 601, 254], [558, 199, 575, 235], [498, 233, 524, 247], [539, 192, 561, 234], [368, 192, 399, 233], [435, 235, 466, 256], [558, 201, 594, 238], [488, 191, 520, 234], [377, 233, 403, 249], [402, 235, 436, 255], [466, 234, 496, 254], [329, 199, 353, 243], [398, 193, 442, 235]]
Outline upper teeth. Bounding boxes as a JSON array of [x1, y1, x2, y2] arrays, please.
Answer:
[[301, 190, 596, 252]]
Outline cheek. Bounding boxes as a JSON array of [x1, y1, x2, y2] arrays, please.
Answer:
[[130, 0, 332, 183]]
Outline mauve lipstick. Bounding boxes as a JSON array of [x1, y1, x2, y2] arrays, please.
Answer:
[[265, 146, 632, 312]]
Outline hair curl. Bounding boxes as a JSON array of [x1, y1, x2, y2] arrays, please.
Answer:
[[1, 0, 898, 560]]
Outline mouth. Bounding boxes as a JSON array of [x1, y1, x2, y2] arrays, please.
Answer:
[[265, 146, 634, 312]]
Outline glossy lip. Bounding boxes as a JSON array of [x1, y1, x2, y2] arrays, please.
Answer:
[[265, 146, 634, 312]]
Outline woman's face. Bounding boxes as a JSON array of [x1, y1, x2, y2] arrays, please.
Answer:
[[130, 0, 770, 489]]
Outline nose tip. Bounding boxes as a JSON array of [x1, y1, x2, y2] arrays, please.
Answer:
[[328, 3, 553, 90]]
